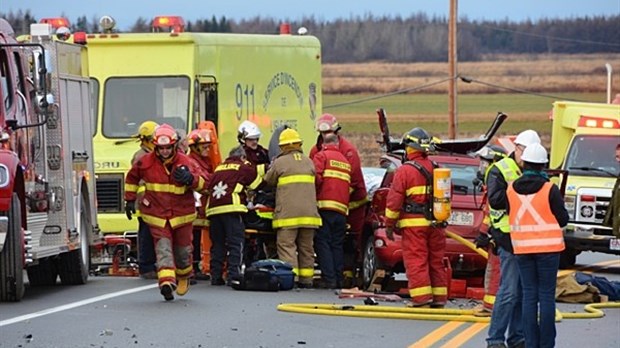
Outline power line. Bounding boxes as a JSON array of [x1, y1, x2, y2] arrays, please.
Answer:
[[458, 75, 588, 102], [477, 24, 620, 47], [324, 77, 453, 109]]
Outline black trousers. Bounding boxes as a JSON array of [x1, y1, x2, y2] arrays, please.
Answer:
[[209, 213, 245, 280]]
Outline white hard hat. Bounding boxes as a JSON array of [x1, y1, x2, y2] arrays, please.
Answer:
[[238, 120, 261, 140], [514, 129, 541, 147], [521, 143, 548, 164]]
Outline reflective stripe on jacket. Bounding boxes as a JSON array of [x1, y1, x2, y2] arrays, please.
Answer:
[[507, 181, 565, 254], [487, 157, 521, 232], [264, 148, 321, 229], [313, 144, 352, 215], [205, 156, 261, 217]]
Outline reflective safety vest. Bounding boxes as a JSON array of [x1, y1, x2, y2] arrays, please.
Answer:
[[507, 182, 565, 254], [487, 157, 521, 232]]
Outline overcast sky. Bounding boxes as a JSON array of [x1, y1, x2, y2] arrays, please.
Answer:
[[3, 0, 619, 30]]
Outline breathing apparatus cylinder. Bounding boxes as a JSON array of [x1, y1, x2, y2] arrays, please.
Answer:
[[433, 168, 451, 222]]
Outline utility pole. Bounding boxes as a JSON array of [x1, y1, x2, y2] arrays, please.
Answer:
[[448, 0, 458, 139]]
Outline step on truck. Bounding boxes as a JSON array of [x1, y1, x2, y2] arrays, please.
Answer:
[[549, 101, 620, 267], [0, 19, 101, 301]]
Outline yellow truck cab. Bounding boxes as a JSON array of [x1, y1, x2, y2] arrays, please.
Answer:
[[550, 101, 620, 267], [70, 16, 322, 235]]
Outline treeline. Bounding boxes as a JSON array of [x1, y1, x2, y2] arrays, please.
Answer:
[[3, 10, 619, 62]]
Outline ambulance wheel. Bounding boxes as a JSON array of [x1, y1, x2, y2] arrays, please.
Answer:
[[0, 193, 25, 302], [27, 258, 58, 286], [58, 192, 91, 285], [559, 248, 578, 269], [362, 236, 381, 290]]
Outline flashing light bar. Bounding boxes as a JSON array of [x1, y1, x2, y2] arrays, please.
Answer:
[[152, 16, 185, 33], [40, 17, 70, 29], [578, 115, 620, 129]]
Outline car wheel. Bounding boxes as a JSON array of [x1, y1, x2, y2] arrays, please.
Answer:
[[362, 236, 379, 290]]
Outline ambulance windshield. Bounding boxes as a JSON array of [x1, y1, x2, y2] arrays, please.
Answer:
[[102, 76, 190, 138], [565, 135, 619, 177]]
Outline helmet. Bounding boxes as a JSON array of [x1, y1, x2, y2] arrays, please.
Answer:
[[476, 144, 507, 162], [316, 113, 341, 132], [520, 143, 548, 164], [238, 121, 261, 142], [279, 128, 302, 146], [514, 129, 541, 147], [401, 127, 432, 151], [133, 120, 159, 140], [153, 124, 178, 146], [187, 129, 211, 146]]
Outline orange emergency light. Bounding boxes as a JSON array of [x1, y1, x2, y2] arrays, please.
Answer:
[[40, 17, 71, 29], [152, 15, 185, 33], [578, 115, 620, 129]]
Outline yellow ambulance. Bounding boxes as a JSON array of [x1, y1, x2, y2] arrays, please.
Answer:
[[76, 16, 322, 235], [549, 101, 620, 267]]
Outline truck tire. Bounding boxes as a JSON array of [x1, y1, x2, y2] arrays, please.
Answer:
[[559, 248, 579, 269], [0, 193, 25, 302], [57, 192, 91, 285], [27, 258, 58, 286]]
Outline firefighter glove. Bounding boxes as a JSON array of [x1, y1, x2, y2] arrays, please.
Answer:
[[173, 165, 193, 186], [386, 226, 395, 241], [125, 201, 136, 220], [474, 233, 490, 249]]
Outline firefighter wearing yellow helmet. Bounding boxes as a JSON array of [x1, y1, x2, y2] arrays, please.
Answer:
[[130, 120, 159, 279], [263, 128, 321, 288]]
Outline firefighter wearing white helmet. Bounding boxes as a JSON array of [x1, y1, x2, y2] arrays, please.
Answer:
[[238, 120, 270, 177], [506, 142, 568, 348], [309, 113, 368, 285], [263, 128, 321, 288], [485, 129, 540, 347]]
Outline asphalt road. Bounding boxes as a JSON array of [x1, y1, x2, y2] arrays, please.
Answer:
[[1, 252, 619, 348]]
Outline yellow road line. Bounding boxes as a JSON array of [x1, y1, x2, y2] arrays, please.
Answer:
[[439, 323, 488, 348], [409, 321, 465, 348]]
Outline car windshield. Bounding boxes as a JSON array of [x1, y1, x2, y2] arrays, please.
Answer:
[[565, 135, 619, 177], [440, 162, 482, 196], [102, 76, 189, 138]]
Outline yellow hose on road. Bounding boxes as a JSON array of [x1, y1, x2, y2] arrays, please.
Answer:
[[277, 302, 620, 322]]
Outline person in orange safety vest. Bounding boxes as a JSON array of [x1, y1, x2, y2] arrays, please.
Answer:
[[309, 113, 368, 284], [312, 134, 352, 289], [507, 143, 568, 348], [384, 127, 447, 307], [125, 123, 208, 301]]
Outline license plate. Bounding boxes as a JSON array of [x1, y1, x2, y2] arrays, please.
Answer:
[[610, 238, 620, 251], [448, 211, 474, 226]]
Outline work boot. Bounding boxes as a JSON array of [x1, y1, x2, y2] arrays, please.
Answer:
[[405, 301, 432, 308], [139, 271, 157, 280], [160, 282, 175, 301], [211, 277, 226, 286], [430, 302, 446, 309], [176, 277, 190, 296], [487, 344, 507, 348], [194, 272, 211, 281]]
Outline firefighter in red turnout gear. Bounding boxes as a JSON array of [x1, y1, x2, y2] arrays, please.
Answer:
[[384, 128, 447, 307], [205, 146, 263, 285], [125, 124, 208, 301], [313, 134, 352, 288], [310, 114, 368, 282]]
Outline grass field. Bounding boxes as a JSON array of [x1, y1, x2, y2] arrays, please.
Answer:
[[323, 92, 608, 166]]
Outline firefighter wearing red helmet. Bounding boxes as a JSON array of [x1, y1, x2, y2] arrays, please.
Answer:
[[384, 127, 447, 307], [310, 113, 368, 284], [124, 123, 208, 301]]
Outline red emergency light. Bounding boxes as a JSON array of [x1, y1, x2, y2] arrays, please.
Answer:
[[73, 31, 87, 44], [152, 16, 185, 33], [40, 17, 71, 29], [578, 115, 620, 129]]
